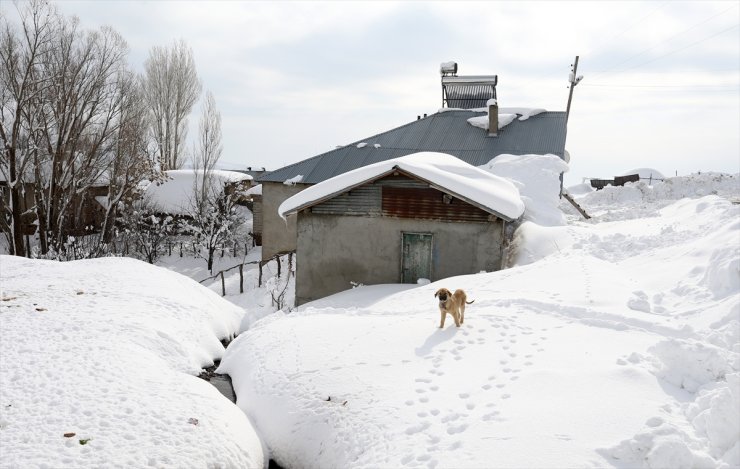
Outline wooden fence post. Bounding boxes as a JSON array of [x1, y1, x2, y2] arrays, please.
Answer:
[[258, 261, 263, 287], [220, 271, 226, 296], [277, 255, 281, 278], [239, 264, 244, 293], [179, 242, 183, 257]]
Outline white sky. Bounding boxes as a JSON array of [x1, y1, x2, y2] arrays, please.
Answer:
[[6, 0, 740, 184]]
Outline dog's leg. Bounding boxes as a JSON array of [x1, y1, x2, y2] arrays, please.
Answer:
[[453, 311, 460, 327], [439, 310, 446, 328], [460, 303, 465, 324]]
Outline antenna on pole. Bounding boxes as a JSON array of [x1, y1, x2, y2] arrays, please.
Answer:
[[565, 55, 583, 125]]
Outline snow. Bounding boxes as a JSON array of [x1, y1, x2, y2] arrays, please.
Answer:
[[93, 196, 109, 209], [2, 155, 738, 468], [480, 154, 569, 226], [467, 107, 546, 131], [356, 142, 368, 148], [278, 151, 525, 222], [245, 184, 262, 196], [622, 168, 667, 180], [220, 171, 739, 468], [0, 256, 263, 467], [142, 169, 252, 215], [283, 175, 304, 185]]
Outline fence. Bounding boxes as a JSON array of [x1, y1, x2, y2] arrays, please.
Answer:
[[198, 251, 295, 297]]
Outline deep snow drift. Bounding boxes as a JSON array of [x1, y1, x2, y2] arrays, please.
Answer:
[[219, 169, 739, 468], [1, 161, 737, 469], [0, 257, 263, 468]]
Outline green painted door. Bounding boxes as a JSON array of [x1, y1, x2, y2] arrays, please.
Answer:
[[401, 233, 433, 283]]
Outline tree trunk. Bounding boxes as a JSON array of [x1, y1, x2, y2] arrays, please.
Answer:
[[7, 149, 26, 258]]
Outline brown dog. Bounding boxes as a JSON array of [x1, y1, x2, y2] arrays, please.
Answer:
[[434, 288, 474, 328]]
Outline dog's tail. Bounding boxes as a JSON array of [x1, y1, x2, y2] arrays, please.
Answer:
[[466, 300, 475, 304]]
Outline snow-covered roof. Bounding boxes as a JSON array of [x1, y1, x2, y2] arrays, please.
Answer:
[[143, 169, 252, 215], [279, 152, 525, 222], [245, 184, 262, 196], [467, 107, 547, 131]]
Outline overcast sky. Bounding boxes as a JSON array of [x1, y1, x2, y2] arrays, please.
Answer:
[[6, 1, 740, 184]]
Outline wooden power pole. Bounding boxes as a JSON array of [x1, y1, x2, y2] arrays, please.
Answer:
[[565, 55, 582, 125]]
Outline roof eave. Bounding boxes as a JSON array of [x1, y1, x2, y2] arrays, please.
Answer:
[[391, 167, 518, 222], [284, 165, 520, 222], [280, 168, 398, 217]]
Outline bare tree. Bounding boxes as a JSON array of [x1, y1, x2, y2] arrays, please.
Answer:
[[33, 15, 131, 256], [1, 1, 151, 258], [192, 90, 222, 209], [182, 185, 241, 273], [97, 70, 155, 247], [142, 39, 201, 171], [0, 0, 55, 256]]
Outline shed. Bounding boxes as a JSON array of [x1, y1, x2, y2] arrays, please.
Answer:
[[280, 152, 524, 305]]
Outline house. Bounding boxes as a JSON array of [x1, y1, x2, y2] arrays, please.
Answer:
[[0, 178, 109, 237], [142, 169, 253, 216], [244, 184, 263, 245], [257, 105, 567, 262], [279, 151, 525, 305]]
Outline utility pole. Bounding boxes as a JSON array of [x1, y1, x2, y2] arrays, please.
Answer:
[[565, 55, 583, 125]]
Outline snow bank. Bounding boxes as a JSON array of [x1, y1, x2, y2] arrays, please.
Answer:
[[278, 151, 525, 222], [622, 168, 666, 181], [481, 153, 569, 226], [0, 256, 263, 468], [570, 172, 739, 221]]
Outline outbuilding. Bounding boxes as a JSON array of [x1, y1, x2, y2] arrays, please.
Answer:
[[279, 152, 524, 305]]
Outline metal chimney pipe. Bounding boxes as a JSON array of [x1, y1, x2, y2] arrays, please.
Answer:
[[488, 100, 498, 137]]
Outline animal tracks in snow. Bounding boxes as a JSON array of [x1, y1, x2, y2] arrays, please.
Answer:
[[398, 310, 551, 467]]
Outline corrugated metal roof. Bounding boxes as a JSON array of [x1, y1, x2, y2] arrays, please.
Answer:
[[259, 110, 567, 184]]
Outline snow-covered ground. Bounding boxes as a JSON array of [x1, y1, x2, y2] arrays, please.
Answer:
[[1, 163, 737, 468], [219, 171, 739, 468], [0, 257, 263, 467]]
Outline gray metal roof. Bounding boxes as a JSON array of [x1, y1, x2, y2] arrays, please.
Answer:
[[259, 110, 567, 185]]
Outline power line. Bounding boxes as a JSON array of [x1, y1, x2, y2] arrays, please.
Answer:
[[589, 4, 739, 79], [609, 23, 740, 75], [581, 83, 738, 90], [584, 1, 669, 59]]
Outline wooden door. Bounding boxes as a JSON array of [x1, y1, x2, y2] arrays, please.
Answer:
[[401, 232, 433, 283]]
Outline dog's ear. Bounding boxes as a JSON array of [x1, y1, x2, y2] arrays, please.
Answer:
[[434, 290, 438, 298]]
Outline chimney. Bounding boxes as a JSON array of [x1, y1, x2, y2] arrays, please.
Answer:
[[488, 99, 498, 137]]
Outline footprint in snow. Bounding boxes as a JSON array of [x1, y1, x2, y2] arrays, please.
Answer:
[[441, 412, 462, 423], [446, 423, 468, 435], [405, 421, 430, 435]]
